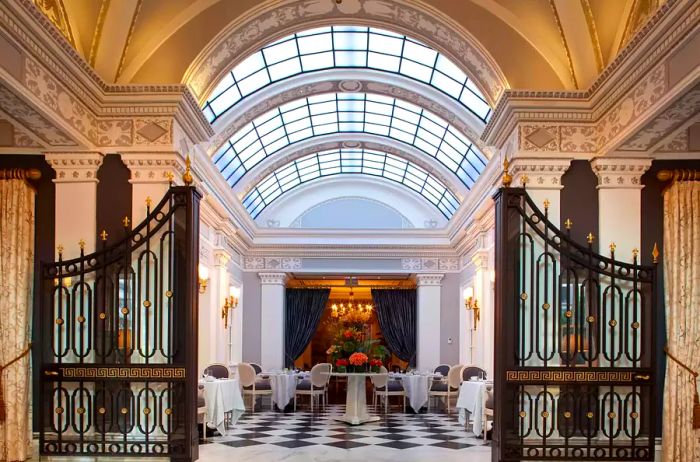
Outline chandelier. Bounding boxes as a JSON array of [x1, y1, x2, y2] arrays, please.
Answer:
[[330, 290, 373, 324]]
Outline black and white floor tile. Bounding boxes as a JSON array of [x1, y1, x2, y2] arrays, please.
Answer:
[[200, 405, 490, 462]]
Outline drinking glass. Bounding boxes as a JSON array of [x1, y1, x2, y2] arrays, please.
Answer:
[[478, 370, 485, 381]]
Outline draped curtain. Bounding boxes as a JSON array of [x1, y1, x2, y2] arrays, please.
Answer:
[[371, 289, 417, 367], [284, 289, 330, 367], [0, 179, 34, 461], [662, 180, 700, 461]]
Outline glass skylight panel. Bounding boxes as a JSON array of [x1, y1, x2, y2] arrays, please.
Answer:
[[241, 148, 460, 218], [203, 26, 492, 123], [212, 92, 487, 191]]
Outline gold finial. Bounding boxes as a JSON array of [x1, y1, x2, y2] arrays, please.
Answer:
[[632, 248, 639, 259], [122, 216, 130, 228], [609, 242, 616, 253], [145, 196, 152, 208], [57, 244, 64, 255], [586, 233, 595, 244], [502, 158, 512, 187], [78, 239, 85, 250], [543, 199, 550, 211], [520, 174, 529, 187], [182, 155, 193, 186], [564, 218, 572, 230], [166, 171, 174, 185], [652, 242, 660, 264], [100, 230, 108, 241]]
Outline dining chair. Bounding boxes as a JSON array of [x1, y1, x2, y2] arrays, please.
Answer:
[[197, 388, 207, 441], [483, 384, 494, 442], [204, 362, 230, 379], [294, 363, 331, 412], [238, 363, 272, 413], [249, 363, 263, 375], [461, 366, 487, 382], [370, 366, 405, 413], [434, 364, 451, 377], [428, 364, 464, 414]]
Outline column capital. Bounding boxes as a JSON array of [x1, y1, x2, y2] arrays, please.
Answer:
[[415, 273, 444, 287], [471, 250, 490, 270], [121, 152, 186, 184], [258, 272, 287, 285], [45, 152, 103, 183], [590, 157, 652, 189], [509, 157, 572, 190], [213, 249, 232, 267]]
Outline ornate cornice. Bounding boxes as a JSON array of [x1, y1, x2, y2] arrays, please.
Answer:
[[121, 152, 186, 184], [415, 273, 444, 287], [509, 158, 572, 190], [590, 157, 653, 189], [45, 152, 103, 183], [258, 272, 288, 285]]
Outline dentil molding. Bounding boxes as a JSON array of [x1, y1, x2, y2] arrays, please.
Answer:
[[45, 152, 103, 183], [590, 158, 652, 189], [121, 153, 186, 184], [415, 274, 444, 286], [258, 272, 288, 285], [509, 158, 572, 190]]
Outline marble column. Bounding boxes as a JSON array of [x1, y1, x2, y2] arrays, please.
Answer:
[[121, 152, 185, 223], [259, 272, 287, 370], [45, 153, 103, 258], [510, 157, 572, 225], [590, 158, 652, 262], [416, 274, 443, 371]]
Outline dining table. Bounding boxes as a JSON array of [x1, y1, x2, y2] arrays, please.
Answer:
[[390, 372, 443, 412], [200, 377, 245, 436], [266, 370, 308, 410], [456, 379, 491, 435], [322, 371, 387, 425]]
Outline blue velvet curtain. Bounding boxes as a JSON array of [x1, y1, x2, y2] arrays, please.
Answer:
[[284, 288, 330, 367], [371, 289, 417, 367]]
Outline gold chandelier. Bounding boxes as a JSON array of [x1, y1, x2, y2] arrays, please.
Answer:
[[330, 290, 373, 324]]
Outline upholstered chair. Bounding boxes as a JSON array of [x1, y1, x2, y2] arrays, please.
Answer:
[[461, 366, 486, 382], [371, 366, 405, 413], [294, 363, 331, 411], [238, 363, 272, 413], [428, 364, 464, 414], [203, 363, 230, 379]]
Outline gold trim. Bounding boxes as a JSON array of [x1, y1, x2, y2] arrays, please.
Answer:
[[89, 0, 111, 67], [506, 370, 635, 383], [519, 411, 526, 418], [99, 312, 107, 320], [115, 0, 143, 80], [60, 366, 186, 379], [33, 0, 75, 46], [55, 407, 64, 414], [520, 293, 528, 301], [580, 0, 604, 72], [563, 411, 572, 419], [0, 168, 42, 181], [55, 318, 64, 326], [98, 407, 106, 414], [77, 315, 85, 323], [564, 310, 572, 318], [166, 290, 173, 298], [121, 307, 129, 315], [587, 316, 595, 323], [586, 411, 594, 419], [543, 303, 551, 311], [609, 319, 617, 327], [549, 0, 579, 89], [143, 300, 151, 308], [164, 408, 172, 415]]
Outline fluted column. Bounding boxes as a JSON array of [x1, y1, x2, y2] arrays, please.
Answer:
[[259, 272, 287, 370], [591, 158, 652, 262], [45, 152, 103, 258], [416, 274, 443, 371]]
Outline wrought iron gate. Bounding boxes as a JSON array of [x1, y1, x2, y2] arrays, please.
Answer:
[[38, 186, 201, 460], [493, 187, 657, 461]]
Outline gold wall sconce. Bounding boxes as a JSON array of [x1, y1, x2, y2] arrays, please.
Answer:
[[198, 264, 209, 294], [222, 286, 240, 329], [464, 286, 480, 330]]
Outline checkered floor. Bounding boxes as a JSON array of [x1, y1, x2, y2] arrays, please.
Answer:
[[203, 404, 485, 451]]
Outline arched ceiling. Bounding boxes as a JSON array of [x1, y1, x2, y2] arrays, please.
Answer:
[[52, 0, 665, 92]]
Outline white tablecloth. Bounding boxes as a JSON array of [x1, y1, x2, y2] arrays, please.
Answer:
[[269, 373, 300, 408], [201, 378, 245, 435], [456, 380, 488, 433], [395, 374, 434, 412]]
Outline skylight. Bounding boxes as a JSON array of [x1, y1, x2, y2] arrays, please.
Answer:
[[213, 92, 487, 189], [242, 148, 460, 219], [203, 26, 492, 123]]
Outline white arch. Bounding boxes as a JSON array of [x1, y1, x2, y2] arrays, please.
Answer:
[[184, 0, 508, 106]]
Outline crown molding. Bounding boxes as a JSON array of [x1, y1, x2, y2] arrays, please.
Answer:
[[45, 151, 103, 183], [590, 157, 653, 189]]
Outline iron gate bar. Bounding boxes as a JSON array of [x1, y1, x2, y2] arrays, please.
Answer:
[[493, 187, 657, 462]]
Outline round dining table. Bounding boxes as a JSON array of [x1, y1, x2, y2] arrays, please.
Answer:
[[322, 371, 387, 425]]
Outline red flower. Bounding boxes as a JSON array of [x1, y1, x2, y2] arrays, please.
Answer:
[[370, 359, 383, 367], [349, 352, 369, 366], [343, 330, 354, 339], [335, 359, 348, 366]]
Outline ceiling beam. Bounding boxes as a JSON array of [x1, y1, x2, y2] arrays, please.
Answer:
[[552, 0, 602, 88], [91, 0, 140, 82]]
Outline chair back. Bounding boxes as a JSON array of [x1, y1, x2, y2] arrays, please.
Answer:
[[310, 363, 331, 387], [238, 363, 256, 388], [250, 363, 262, 374], [204, 363, 229, 379], [462, 366, 486, 382], [434, 364, 450, 377], [371, 366, 388, 388], [448, 365, 464, 389]]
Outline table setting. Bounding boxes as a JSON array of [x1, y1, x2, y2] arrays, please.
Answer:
[[263, 369, 309, 410], [199, 375, 246, 435], [389, 370, 444, 412], [456, 378, 492, 435]]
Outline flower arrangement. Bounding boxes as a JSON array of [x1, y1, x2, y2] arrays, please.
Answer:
[[349, 352, 369, 368], [335, 358, 348, 372], [370, 358, 383, 373]]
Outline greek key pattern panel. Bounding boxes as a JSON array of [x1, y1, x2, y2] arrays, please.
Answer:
[[59, 367, 186, 380], [506, 370, 635, 383]]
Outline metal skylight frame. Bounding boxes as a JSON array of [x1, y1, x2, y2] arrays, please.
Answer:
[[203, 26, 492, 123], [242, 148, 460, 219], [213, 92, 487, 189]]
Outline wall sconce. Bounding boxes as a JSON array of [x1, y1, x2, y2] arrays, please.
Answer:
[[198, 264, 209, 294], [464, 286, 480, 330], [222, 286, 240, 329]]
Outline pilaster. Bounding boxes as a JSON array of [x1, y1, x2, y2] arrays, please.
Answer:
[[45, 152, 103, 258], [259, 272, 287, 370], [510, 157, 572, 226], [591, 158, 652, 262], [416, 273, 443, 371]]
